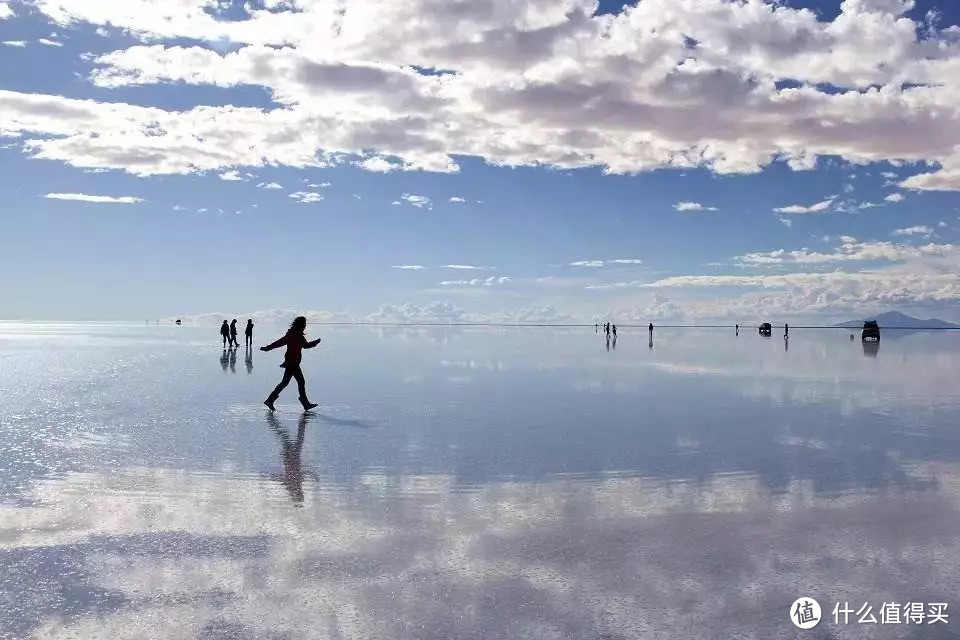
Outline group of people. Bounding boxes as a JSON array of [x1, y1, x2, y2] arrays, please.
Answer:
[[220, 316, 322, 412], [220, 319, 255, 348], [595, 322, 655, 336]]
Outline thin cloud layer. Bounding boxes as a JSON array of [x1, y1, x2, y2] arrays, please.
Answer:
[[773, 198, 834, 214], [0, 0, 958, 187], [674, 202, 718, 212], [44, 192, 143, 204]]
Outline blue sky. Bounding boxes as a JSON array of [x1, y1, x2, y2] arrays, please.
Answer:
[[2, 0, 960, 323]]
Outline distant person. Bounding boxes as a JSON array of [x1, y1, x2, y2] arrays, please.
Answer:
[[595, 323, 599, 333], [612, 324, 617, 338], [229, 319, 240, 347], [245, 319, 254, 348], [261, 316, 322, 411], [220, 320, 230, 347], [735, 323, 739, 336], [648, 322, 654, 333], [784, 323, 789, 339]]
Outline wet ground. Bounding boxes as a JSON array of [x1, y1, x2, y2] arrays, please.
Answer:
[[1, 322, 959, 639]]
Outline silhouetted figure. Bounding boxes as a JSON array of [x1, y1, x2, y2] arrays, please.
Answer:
[[648, 322, 654, 333], [175, 319, 182, 325], [220, 348, 229, 372], [220, 320, 230, 347], [245, 348, 253, 374], [229, 319, 240, 347], [245, 319, 254, 348], [612, 324, 617, 338], [735, 323, 739, 336], [261, 316, 322, 411], [784, 323, 789, 339], [229, 346, 237, 373], [266, 412, 311, 505], [595, 323, 599, 333]]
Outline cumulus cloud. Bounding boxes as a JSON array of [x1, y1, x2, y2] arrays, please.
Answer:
[[1, 0, 960, 186], [674, 202, 718, 212], [735, 239, 952, 265], [2, 40, 26, 47], [219, 170, 244, 181], [884, 192, 905, 203], [257, 182, 282, 189], [36, 38, 63, 47], [773, 198, 834, 214], [44, 192, 143, 204], [449, 196, 466, 203], [288, 191, 323, 203], [892, 225, 933, 237], [400, 193, 431, 209], [0, 2, 12, 19]]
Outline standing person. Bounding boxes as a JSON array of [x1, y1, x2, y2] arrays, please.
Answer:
[[245, 319, 254, 348], [260, 316, 321, 411], [612, 324, 617, 338], [784, 323, 789, 339], [220, 320, 230, 347], [648, 322, 653, 333], [229, 319, 240, 347], [736, 323, 739, 336]]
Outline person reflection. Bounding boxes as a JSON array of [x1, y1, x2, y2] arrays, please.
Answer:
[[220, 348, 229, 372], [648, 334, 654, 350], [245, 346, 253, 374], [267, 412, 312, 505], [605, 334, 610, 351], [612, 334, 617, 350], [228, 346, 237, 373]]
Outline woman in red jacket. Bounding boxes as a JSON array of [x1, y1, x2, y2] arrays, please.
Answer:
[[260, 316, 321, 411]]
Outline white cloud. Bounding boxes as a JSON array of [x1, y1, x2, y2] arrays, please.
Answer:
[[440, 264, 494, 270], [892, 225, 933, 237], [400, 193, 431, 209], [2, 40, 26, 47], [674, 202, 718, 212], [735, 239, 951, 265], [392, 265, 426, 270], [36, 38, 63, 47], [288, 191, 323, 203], [0, 2, 12, 19], [218, 170, 244, 181], [449, 196, 466, 203], [257, 181, 282, 189], [881, 171, 898, 179], [440, 276, 511, 287], [44, 192, 143, 204], [938, 221, 948, 228], [858, 201, 883, 209], [4, 0, 960, 185], [570, 260, 606, 268], [884, 192, 905, 203], [571, 259, 643, 267], [773, 199, 834, 214]]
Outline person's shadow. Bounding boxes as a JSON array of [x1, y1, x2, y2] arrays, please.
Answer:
[[266, 412, 318, 505]]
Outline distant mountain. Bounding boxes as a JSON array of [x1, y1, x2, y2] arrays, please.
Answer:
[[834, 310, 960, 329]]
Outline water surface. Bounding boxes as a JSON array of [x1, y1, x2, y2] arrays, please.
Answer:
[[1, 323, 959, 638]]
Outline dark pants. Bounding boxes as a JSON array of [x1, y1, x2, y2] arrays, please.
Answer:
[[267, 364, 307, 402], [222, 334, 229, 346], [245, 333, 252, 347]]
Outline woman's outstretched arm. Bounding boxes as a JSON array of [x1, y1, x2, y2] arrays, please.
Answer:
[[304, 337, 322, 349], [260, 335, 288, 352]]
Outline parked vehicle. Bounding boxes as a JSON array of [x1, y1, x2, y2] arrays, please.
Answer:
[[861, 320, 880, 342], [759, 322, 772, 336]]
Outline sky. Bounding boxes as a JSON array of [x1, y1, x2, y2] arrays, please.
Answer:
[[2, 0, 960, 323]]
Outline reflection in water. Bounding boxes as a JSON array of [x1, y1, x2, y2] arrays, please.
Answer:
[[3, 324, 960, 639], [245, 347, 253, 374], [228, 347, 237, 373], [863, 340, 880, 358], [266, 412, 315, 505], [219, 348, 228, 372]]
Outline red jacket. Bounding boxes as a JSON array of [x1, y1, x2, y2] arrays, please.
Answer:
[[263, 330, 321, 366]]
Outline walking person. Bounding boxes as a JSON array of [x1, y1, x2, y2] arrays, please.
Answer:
[[261, 316, 322, 411], [220, 320, 230, 347], [245, 318, 254, 348], [612, 324, 617, 338], [229, 319, 240, 347], [784, 323, 789, 340]]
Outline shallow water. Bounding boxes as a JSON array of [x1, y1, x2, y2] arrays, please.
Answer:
[[1, 322, 959, 639]]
